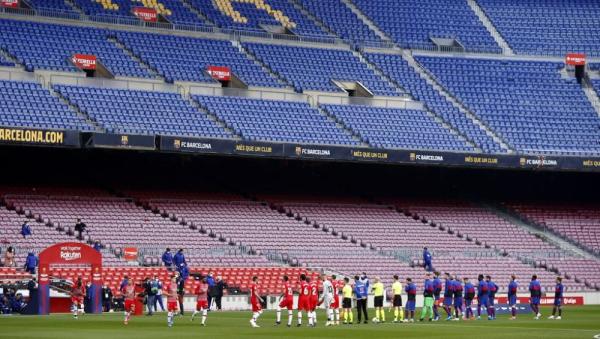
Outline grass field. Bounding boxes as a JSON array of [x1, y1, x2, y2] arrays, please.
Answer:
[[1, 306, 599, 339]]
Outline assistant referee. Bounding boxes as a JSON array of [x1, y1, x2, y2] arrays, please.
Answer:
[[372, 277, 385, 323], [392, 275, 404, 322]]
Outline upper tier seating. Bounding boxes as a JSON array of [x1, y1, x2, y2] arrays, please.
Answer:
[[0, 80, 94, 131], [72, 0, 208, 25], [55, 85, 231, 138], [298, 0, 380, 42], [507, 202, 600, 255], [353, 0, 500, 52], [188, 0, 327, 36], [477, 0, 600, 56], [364, 53, 504, 153], [417, 56, 600, 155], [0, 19, 152, 77], [243, 42, 400, 95], [115, 31, 282, 86], [26, 0, 77, 14], [322, 104, 473, 151], [194, 95, 358, 145]]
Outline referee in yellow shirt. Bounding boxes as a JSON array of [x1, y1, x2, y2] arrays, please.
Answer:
[[392, 275, 404, 322], [342, 277, 354, 324], [372, 277, 385, 323]]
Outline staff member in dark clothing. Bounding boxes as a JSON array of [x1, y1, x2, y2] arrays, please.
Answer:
[[206, 272, 215, 309], [354, 275, 368, 324], [74, 219, 87, 241], [214, 276, 227, 310], [101, 283, 113, 312]]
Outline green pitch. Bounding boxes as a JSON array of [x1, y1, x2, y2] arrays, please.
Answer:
[[2, 306, 599, 339]]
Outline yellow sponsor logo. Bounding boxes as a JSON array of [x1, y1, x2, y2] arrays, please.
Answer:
[[464, 156, 499, 165], [174, 139, 181, 149], [352, 150, 388, 159], [582, 160, 600, 168], [0, 128, 64, 144], [235, 144, 272, 153], [121, 135, 129, 146]]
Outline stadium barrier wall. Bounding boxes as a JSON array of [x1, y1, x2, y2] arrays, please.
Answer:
[[158, 136, 600, 172]]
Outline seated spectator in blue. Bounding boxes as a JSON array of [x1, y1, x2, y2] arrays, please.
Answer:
[[162, 248, 174, 270], [0, 294, 9, 314], [93, 241, 101, 252], [423, 247, 433, 272], [21, 222, 32, 239], [174, 249, 186, 267], [24, 252, 37, 274]]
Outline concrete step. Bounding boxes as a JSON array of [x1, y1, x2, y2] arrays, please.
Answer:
[[340, 0, 392, 42], [466, 0, 514, 55], [108, 37, 164, 81], [186, 95, 242, 140]]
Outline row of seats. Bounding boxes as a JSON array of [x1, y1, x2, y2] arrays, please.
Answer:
[[353, 0, 500, 52], [417, 56, 600, 155], [193, 95, 358, 145]]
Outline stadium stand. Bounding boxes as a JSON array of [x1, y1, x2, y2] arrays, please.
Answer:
[[115, 31, 282, 86], [188, 0, 327, 36], [0, 80, 94, 131], [25, 0, 78, 14], [71, 0, 207, 25], [298, 0, 380, 42], [364, 53, 504, 153], [0, 53, 15, 67], [321, 104, 474, 151], [0, 19, 153, 77], [193, 95, 358, 145], [243, 42, 399, 95], [54, 85, 231, 138], [268, 196, 578, 291], [477, 0, 600, 56], [352, 0, 500, 52], [416, 56, 600, 155], [506, 202, 600, 255]]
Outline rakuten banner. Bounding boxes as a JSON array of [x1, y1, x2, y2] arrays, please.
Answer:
[[206, 65, 231, 81], [133, 7, 158, 22], [566, 53, 586, 66], [0, 0, 19, 8], [71, 54, 97, 70]]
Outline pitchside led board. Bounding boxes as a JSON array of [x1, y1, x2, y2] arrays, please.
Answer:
[[38, 243, 102, 315]]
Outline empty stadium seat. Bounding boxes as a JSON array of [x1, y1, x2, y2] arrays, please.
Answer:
[[54, 85, 232, 138], [0, 80, 94, 131], [194, 95, 359, 145], [115, 31, 282, 86], [243, 42, 400, 95], [478, 0, 600, 56], [322, 104, 474, 151], [417, 56, 600, 155], [364, 53, 504, 153], [0, 19, 152, 77], [352, 0, 501, 52]]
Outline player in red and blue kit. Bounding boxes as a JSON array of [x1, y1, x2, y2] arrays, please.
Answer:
[[443, 273, 454, 320], [508, 275, 518, 320], [404, 278, 416, 323], [452, 277, 463, 321], [486, 276, 498, 320], [477, 274, 489, 320], [463, 277, 475, 320], [529, 275, 542, 320], [549, 277, 564, 320], [432, 271, 442, 321]]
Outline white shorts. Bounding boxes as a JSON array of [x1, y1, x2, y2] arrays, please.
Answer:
[[323, 297, 333, 309]]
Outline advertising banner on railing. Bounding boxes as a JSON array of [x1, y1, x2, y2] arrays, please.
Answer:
[[0, 126, 79, 147], [123, 247, 139, 261], [0, 0, 19, 8], [206, 66, 231, 81], [86, 133, 156, 150], [71, 54, 97, 70], [566, 53, 586, 66], [132, 7, 158, 22]]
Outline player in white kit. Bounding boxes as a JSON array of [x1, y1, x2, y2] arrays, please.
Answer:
[[320, 275, 334, 326]]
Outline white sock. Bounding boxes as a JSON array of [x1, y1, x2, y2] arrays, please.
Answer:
[[192, 310, 198, 318], [252, 312, 259, 321], [313, 311, 317, 323], [288, 310, 293, 325], [168, 312, 173, 324], [335, 309, 340, 322], [298, 311, 303, 324], [308, 311, 314, 326], [202, 310, 207, 325], [327, 309, 333, 322], [276, 307, 281, 322]]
